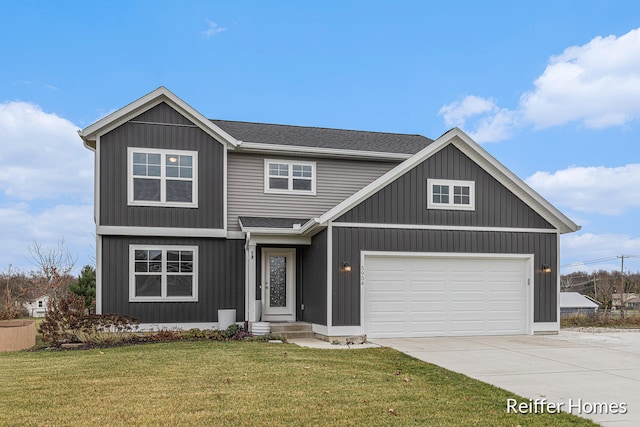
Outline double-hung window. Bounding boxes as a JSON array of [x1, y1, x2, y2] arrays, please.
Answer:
[[129, 245, 198, 302], [128, 147, 198, 207], [264, 159, 316, 195], [427, 179, 475, 211]]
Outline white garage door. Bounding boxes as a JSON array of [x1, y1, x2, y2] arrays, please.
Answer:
[[364, 254, 529, 338]]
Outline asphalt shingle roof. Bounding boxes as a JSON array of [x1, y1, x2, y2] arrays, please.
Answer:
[[211, 119, 433, 154], [239, 217, 310, 229]]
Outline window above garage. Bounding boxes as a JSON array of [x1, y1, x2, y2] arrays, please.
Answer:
[[427, 179, 475, 211]]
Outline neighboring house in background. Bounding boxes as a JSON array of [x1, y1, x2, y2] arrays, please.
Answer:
[[612, 293, 640, 310], [78, 87, 579, 339], [23, 295, 49, 318], [559, 292, 599, 317]]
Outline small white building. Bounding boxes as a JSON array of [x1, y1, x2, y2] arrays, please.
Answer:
[[560, 292, 599, 317], [23, 295, 49, 318]]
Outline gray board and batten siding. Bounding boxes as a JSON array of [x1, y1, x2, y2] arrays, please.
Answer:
[[226, 152, 398, 231], [102, 236, 245, 323], [330, 143, 558, 326], [336, 144, 554, 229], [331, 228, 557, 327], [99, 102, 225, 229], [301, 229, 328, 325]]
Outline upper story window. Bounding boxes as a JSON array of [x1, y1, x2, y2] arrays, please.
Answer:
[[128, 147, 198, 208], [264, 159, 316, 195], [427, 179, 475, 211], [129, 245, 198, 302]]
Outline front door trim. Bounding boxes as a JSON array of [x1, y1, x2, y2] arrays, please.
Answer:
[[261, 248, 296, 321]]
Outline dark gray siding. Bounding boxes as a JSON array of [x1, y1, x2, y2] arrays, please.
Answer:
[[99, 103, 224, 229], [332, 227, 557, 326], [336, 144, 553, 229], [301, 230, 327, 325], [131, 101, 194, 125], [102, 236, 244, 323]]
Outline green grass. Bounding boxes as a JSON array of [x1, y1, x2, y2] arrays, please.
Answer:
[[0, 341, 596, 426]]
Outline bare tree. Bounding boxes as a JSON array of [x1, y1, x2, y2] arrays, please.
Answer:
[[560, 275, 576, 292], [29, 238, 77, 302], [0, 266, 35, 320]]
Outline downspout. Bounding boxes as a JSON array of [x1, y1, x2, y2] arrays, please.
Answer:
[[244, 231, 251, 324]]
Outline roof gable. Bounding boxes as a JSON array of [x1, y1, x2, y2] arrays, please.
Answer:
[[310, 128, 579, 234], [335, 143, 554, 229], [78, 87, 238, 150]]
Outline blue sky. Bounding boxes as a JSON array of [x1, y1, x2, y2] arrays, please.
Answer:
[[1, 1, 640, 274]]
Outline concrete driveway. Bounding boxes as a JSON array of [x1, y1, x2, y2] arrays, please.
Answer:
[[371, 331, 640, 427]]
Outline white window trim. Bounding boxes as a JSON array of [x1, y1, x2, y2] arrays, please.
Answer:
[[127, 147, 198, 208], [129, 244, 198, 302], [264, 159, 316, 195], [427, 179, 475, 211]]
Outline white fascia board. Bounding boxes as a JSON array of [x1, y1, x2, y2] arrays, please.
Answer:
[[235, 141, 412, 161], [332, 222, 559, 234], [239, 227, 304, 235], [449, 131, 579, 234], [97, 225, 226, 238], [313, 128, 579, 234], [315, 130, 453, 225], [247, 235, 311, 246], [78, 87, 238, 148]]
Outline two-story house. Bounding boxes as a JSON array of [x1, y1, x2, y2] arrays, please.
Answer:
[[79, 87, 579, 339]]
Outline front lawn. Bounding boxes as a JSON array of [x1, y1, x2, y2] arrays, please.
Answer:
[[1, 341, 595, 426]]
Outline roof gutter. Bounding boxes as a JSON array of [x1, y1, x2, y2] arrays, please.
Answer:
[[234, 141, 413, 161]]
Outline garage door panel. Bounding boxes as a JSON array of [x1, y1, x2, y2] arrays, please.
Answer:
[[364, 255, 528, 338]]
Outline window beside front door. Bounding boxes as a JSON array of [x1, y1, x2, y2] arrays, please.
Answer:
[[427, 179, 475, 211]]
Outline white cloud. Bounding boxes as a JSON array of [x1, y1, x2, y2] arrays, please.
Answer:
[[438, 95, 498, 128], [0, 203, 95, 273], [0, 101, 93, 201], [438, 96, 518, 142], [526, 164, 640, 215], [439, 27, 640, 141], [521, 28, 640, 129], [0, 101, 95, 273], [202, 19, 227, 38]]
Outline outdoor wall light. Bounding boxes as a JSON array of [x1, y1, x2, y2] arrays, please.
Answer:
[[342, 262, 352, 272], [541, 264, 552, 273]]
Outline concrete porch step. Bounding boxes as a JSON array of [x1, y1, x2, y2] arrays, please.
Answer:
[[276, 331, 316, 340], [268, 322, 314, 339], [269, 322, 312, 333]]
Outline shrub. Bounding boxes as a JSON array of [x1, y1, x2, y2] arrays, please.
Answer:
[[561, 311, 640, 328], [38, 293, 139, 347], [38, 293, 87, 345]]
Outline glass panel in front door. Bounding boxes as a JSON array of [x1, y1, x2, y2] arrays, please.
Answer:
[[269, 256, 287, 307]]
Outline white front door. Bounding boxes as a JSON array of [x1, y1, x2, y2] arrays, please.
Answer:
[[262, 249, 295, 321]]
